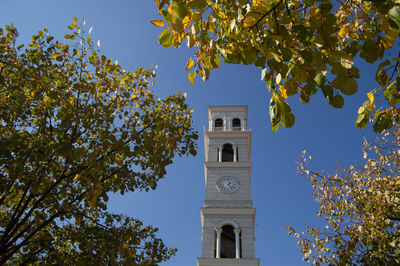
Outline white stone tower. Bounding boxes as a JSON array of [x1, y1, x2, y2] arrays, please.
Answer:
[[197, 106, 260, 266]]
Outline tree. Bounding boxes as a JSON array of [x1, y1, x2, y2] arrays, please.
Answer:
[[0, 18, 198, 265], [152, 0, 400, 132], [287, 128, 400, 264]]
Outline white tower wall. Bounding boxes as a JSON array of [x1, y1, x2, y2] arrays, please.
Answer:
[[197, 106, 260, 266]]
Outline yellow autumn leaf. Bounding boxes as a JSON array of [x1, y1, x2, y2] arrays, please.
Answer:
[[243, 12, 261, 28], [338, 23, 349, 39], [381, 30, 397, 50], [367, 91, 374, 103], [115, 155, 123, 165], [182, 15, 192, 29], [253, 0, 269, 12], [150, 20, 164, 27], [358, 106, 365, 114], [224, 48, 233, 54], [265, 50, 281, 62], [272, 91, 281, 103], [279, 84, 289, 99], [74, 173, 79, 180], [185, 57, 194, 71], [272, 52, 281, 63], [309, 7, 320, 16]]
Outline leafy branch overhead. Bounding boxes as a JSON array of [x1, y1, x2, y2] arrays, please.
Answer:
[[153, 0, 400, 132], [0, 18, 197, 264]]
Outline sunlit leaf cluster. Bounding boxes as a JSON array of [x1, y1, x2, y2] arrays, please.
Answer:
[[0, 18, 197, 264], [288, 128, 400, 264], [153, 0, 400, 132]]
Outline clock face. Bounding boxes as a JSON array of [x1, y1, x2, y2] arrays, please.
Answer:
[[217, 176, 240, 193]]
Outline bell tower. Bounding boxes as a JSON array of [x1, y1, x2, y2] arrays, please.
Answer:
[[197, 106, 260, 266]]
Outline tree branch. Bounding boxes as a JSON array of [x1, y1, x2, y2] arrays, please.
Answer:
[[246, 0, 284, 31]]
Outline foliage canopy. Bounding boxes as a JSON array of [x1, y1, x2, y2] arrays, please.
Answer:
[[153, 0, 400, 132], [0, 19, 197, 265], [288, 128, 400, 264]]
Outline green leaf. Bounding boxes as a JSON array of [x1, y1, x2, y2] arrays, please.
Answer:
[[384, 89, 393, 101], [303, 0, 315, 6], [314, 72, 326, 87], [389, 5, 400, 30], [299, 92, 310, 103], [332, 75, 358, 95], [211, 54, 221, 68], [373, 113, 393, 133], [341, 77, 358, 95], [51, 53, 61, 60], [202, 53, 221, 69], [321, 85, 333, 101], [61, 44, 69, 53], [373, 109, 381, 119], [304, 80, 318, 95], [255, 56, 266, 68], [188, 71, 196, 85], [189, 146, 197, 156], [272, 122, 279, 132], [171, 17, 184, 32], [356, 110, 369, 129], [356, 117, 367, 129], [331, 95, 344, 108], [300, 50, 312, 62], [73, 17, 78, 23], [187, 0, 207, 9], [292, 25, 308, 42], [319, 2, 333, 13], [281, 112, 295, 128], [170, 1, 189, 19], [243, 47, 258, 65], [158, 30, 173, 48], [149, 182, 157, 189], [360, 40, 380, 63]]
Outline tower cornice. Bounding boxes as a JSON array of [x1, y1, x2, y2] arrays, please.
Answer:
[[204, 162, 252, 168], [197, 258, 260, 266]]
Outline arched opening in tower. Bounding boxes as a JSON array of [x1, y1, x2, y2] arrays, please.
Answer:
[[214, 118, 223, 130], [220, 225, 236, 258], [221, 144, 233, 162], [232, 118, 241, 130]]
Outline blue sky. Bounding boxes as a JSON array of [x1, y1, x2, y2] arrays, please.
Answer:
[[1, 1, 378, 265]]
